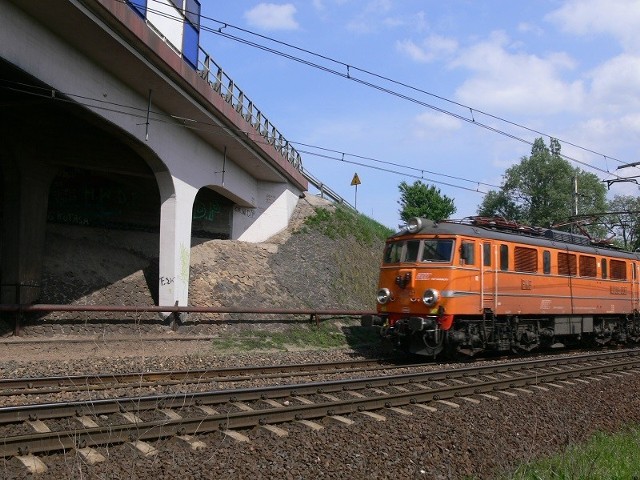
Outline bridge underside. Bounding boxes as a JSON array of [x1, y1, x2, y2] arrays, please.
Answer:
[[0, 0, 307, 308]]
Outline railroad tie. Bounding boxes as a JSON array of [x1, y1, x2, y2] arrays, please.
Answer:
[[359, 411, 386, 422], [478, 393, 500, 401], [370, 388, 389, 395], [177, 435, 207, 451], [297, 419, 324, 431], [345, 391, 367, 398], [512, 387, 534, 394], [436, 400, 460, 409], [391, 385, 410, 392], [449, 379, 468, 385], [26, 419, 50, 433], [545, 383, 565, 389], [76, 416, 99, 428], [160, 409, 183, 421], [412, 403, 438, 412], [327, 415, 355, 426], [75, 447, 106, 465], [129, 440, 158, 457], [459, 396, 481, 404], [196, 405, 220, 415], [318, 393, 341, 402], [261, 424, 289, 437], [388, 406, 413, 416], [528, 385, 549, 392], [231, 402, 254, 412], [222, 430, 251, 443], [119, 412, 144, 424], [15, 455, 48, 474]]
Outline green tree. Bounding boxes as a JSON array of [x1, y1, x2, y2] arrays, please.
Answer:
[[602, 195, 640, 250], [398, 180, 456, 222], [477, 138, 607, 234]]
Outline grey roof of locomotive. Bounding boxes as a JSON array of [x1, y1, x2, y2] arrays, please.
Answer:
[[390, 218, 640, 261]]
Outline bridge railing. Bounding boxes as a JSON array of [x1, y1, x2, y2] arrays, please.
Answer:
[[197, 49, 303, 172]]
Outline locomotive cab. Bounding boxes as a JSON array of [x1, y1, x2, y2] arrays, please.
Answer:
[[363, 218, 460, 357]]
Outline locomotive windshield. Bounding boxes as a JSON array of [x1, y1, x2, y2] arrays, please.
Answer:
[[383, 239, 455, 264]]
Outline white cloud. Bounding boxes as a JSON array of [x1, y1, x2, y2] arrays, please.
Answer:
[[396, 34, 458, 63], [450, 31, 584, 115], [244, 3, 299, 31], [588, 54, 640, 112], [346, 0, 394, 33], [517, 22, 543, 36], [546, 0, 640, 52], [412, 111, 462, 139]]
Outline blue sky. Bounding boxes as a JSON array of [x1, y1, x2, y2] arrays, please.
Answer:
[[196, 1, 640, 229]]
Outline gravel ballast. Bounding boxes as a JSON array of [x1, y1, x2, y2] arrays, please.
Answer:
[[1, 340, 640, 479]]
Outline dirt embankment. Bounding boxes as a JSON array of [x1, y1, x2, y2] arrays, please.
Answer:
[[12, 195, 384, 336]]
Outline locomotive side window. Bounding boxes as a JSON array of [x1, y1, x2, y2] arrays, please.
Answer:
[[558, 252, 577, 276], [483, 243, 491, 267], [460, 241, 475, 265], [610, 259, 627, 280], [579, 255, 597, 277], [543, 250, 551, 274], [422, 239, 454, 262], [500, 245, 509, 271], [514, 247, 537, 273], [601, 259, 608, 279]]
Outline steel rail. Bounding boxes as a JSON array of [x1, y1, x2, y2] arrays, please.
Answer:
[[1, 354, 639, 457], [0, 349, 637, 425], [0, 358, 404, 394]]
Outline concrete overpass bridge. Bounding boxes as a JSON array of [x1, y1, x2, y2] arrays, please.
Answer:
[[0, 0, 309, 308]]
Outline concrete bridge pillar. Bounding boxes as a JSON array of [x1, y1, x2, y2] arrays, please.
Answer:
[[156, 173, 197, 308], [0, 150, 57, 304]]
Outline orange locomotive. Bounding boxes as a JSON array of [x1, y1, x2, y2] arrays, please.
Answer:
[[362, 217, 640, 358]]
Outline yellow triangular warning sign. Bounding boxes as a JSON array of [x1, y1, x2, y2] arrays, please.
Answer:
[[350, 173, 361, 186]]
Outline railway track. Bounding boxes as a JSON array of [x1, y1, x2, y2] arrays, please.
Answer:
[[0, 358, 415, 400], [2, 349, 640, 470]]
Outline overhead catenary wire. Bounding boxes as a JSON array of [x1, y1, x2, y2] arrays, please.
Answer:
[[131, 0, 636, 177], [0, 79, 488, 193], [5, 2, 634, 194]]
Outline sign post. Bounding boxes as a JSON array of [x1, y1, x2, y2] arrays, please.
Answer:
[[350, 173, 361, 211]]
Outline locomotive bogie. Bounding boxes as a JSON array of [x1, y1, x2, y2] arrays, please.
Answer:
[[363, 217, 640, 359]]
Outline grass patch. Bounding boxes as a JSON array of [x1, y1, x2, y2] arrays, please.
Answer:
[[209, 320, 380, 353], [300, 205, 393, 245], [502, 426, 640, 479]]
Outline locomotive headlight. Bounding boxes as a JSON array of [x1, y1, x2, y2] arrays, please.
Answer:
[[406, 217, 423, 234], [376, 288, 392, 304], [422, 288, 440, 306]]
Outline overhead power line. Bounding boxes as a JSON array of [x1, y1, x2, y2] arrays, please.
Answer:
[[0, 79, 489, 194], [127, 0, 632, 181]]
